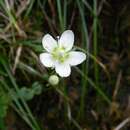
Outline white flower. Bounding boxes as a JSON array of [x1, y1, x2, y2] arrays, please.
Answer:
[[40, 30, 86, 77]]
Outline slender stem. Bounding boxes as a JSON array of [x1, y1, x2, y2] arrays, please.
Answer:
[[74, 46, 111, 104], [76, 0, 89, 119], [63, 0, 67, 29], [93, 0, 99, 84], [54, 85, 84, 130], [75, 67, 111, 104], [57, 0, 64, 31], [61, 79, 68, 123], [11, 104, 35, 129]]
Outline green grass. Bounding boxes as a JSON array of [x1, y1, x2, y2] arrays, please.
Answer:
[[76, 0, 89, 120], [0, 55, 41, 130], [0, 0, 128, 130]]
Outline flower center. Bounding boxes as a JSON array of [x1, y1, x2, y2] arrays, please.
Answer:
[[52, 47, 69, 63]]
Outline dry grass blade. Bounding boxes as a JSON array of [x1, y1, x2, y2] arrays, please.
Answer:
[[97, 0, 107, 15], [38, 0, 56, 34], [91, 55, 110, 80], [3, 0, 29, 36], [0, 34, 10, 43], [113, 117, 130, 130], [75, 46, 110, 80], [12, 45, 22, 74], [112, 70, 122, 101], [48, 0, 56, 19]]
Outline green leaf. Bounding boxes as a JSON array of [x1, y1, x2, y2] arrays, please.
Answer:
[[32, 82, 42, 95], [18, 87, 34, 101]]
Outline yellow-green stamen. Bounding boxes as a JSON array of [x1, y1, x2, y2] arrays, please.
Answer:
[[51, 47, 69, 63]]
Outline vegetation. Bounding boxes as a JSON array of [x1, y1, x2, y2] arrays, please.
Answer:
[[0, 0, 130, 130]]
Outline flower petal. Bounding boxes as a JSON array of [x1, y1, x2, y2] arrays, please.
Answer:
[[42, 34, 57, 52], [67, 51, 86, 66], [59, 30, 74, 51], [55, 62, 71, 77], [40, 53, 54, 67]]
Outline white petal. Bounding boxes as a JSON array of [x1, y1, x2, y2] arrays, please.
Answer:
[[59, 30, 74, 51], [42, 34, 57, 52], [67, 51, 86, 66], [55, 62, 71, 77], [40, 53, 54, 67]]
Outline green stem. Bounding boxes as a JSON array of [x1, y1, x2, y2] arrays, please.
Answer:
[[57, 0, 64, 31], [93, 0, 99, 85], [75, 67, 111, 104], [63, 0, 67, 29], [61, 79, 68, 123], [54, 85, 84, 130], [76, 0, 89, 119], [74, 46, 111, 104]]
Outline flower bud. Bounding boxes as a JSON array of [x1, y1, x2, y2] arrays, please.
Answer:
[[48, 75, 59, 86]]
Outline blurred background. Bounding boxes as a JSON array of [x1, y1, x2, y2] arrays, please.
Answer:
[[0, 0, 130, 130]]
